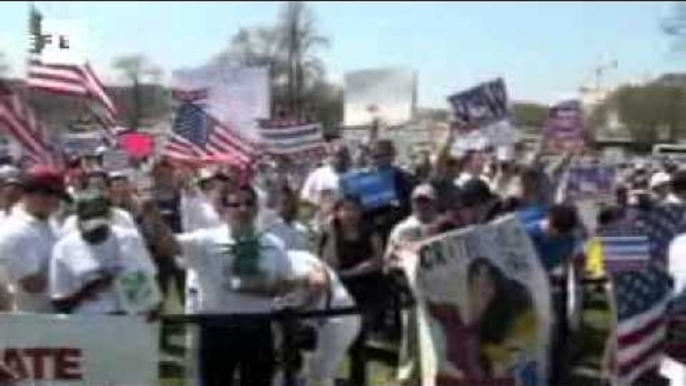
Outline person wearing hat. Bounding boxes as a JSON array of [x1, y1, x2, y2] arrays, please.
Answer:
[[49, 191, 159, 315], [0, 165, 23, 221], [60, 170, 138, 237], [650, 171, 672, 204], [0, 165, 69, 312], [385, 184, 439, 266]]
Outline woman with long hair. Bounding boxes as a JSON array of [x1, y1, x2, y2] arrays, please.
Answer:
[[319, 194, 386, 385]]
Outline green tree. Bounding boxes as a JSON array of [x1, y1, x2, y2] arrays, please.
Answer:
[[511, 102, 549, 131], [276, 1, 329, 117], [112, 54, 163, 130], [610, 84, 686, 144]]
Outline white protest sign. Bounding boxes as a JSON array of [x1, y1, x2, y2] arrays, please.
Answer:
[[0, 314, 158, 385], [102, 148, 130, 172], [406, 215, 552, 386], [40, 19, 88, 65]]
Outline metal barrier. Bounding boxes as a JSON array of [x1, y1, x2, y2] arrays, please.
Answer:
[[160, 298, 415, 386]]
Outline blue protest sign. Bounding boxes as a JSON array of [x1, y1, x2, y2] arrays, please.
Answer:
[[340, 169, 398, 210]]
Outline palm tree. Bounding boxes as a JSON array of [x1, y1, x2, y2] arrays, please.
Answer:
[[276, 1, 329, 118]]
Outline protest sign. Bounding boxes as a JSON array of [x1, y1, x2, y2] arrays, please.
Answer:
[[404, 215, 551, 386], [0, 314, 158, 385], [115, 271, 162, 315], [339, 169, 398, 210], [448, 78, 519, 152], [344, 67, 416, 127], [102, 147, 130, 172], [545, 100, 585, 152], [565, 165, 616, 202]]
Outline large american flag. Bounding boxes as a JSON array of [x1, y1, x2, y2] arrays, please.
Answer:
[[258, 118, 325, 159], [27, 6, 118, 135], [0, 83, 56, 166], [162, 91, 259, 169], [612, 267, 671, 386]]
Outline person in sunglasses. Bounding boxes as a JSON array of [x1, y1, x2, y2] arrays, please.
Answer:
[[139, 183, 326, 386]]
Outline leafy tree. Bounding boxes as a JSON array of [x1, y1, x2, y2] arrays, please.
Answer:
[[604, 84, 686, 144], [112, 54, 163, 130], [511, 102, 549, 130]]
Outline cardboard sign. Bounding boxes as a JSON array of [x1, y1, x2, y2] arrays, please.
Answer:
[[545, 100, 585, 152], [404, 215, 552, 386], [448, 79, 518, 147]]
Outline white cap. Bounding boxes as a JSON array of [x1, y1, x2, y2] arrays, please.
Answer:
[[0, 165, 20, 182], [650, 172, 671, 189]]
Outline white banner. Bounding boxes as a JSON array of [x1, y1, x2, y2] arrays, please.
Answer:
[[404, 215, 552, 386], [0, 314, 159, 385], [344, 67, 416, 127]]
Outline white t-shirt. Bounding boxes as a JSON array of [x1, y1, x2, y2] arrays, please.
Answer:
[[300, 165, 341, 207], [61, 208, 138, 236], [177, 225, 294, 314], [182, 193, 223, 232], [50, 226, 158, 315], [278, 250, 354, 310], [669, 234, 686, 294], [180, 192, 223, 314], [268, 219, 311, 252], [0, 205, 57, 312]]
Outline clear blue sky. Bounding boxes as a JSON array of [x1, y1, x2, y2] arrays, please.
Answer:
[[0, 1, 683, 107]]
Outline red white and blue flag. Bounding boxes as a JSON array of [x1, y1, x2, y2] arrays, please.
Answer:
[[27, 6, 119, 139], [258, 118, 325, 157], [0, 83, 58, 166], [163, 89, 259, 169]]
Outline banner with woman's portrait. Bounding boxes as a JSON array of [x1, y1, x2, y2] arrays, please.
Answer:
[[409, 215, 552, 386]]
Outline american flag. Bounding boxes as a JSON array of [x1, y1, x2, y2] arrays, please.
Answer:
[[258, 118, 325, 156], [27, 6, 118, 135], [162, 92, 259, 169], [598, 225, 651, 273], [612, 267, 672, 386], [0, 83, 55, 166], [637, 204, 686, 268]]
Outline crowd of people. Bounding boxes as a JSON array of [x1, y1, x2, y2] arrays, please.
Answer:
[[0, 125, 685, 386]]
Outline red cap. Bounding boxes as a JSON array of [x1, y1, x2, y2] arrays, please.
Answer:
[[23, 165, 69, 200]]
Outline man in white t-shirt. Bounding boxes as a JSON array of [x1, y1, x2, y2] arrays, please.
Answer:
[[50, 192, 159, 315], [0, 166, 69, 313], [300, 142, 351, 232], [142, 184, 326, 386]]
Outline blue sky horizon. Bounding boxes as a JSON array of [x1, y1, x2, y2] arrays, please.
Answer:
[[1, 1, 685, 108]]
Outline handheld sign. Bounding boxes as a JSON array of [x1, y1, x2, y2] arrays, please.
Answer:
[[340, 169, 398, 210]]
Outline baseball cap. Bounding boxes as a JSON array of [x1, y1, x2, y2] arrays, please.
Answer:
[[22, 165, 69, 200], [412, 184, 437, 200], [0, 165, 22, 186], [649, 172, 671, 189]]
